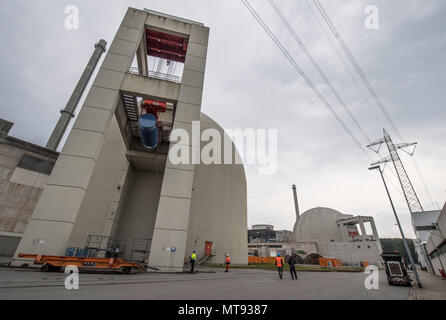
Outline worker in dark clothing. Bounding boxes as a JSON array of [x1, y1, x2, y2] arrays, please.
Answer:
[[288, 254, 298, 280], [114, 247, 120, 258], [275, 253, 284, 280]]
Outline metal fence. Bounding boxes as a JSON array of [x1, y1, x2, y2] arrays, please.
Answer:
[[128, 67, 182, 83]]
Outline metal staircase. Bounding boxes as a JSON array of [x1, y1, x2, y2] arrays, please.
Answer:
[[122, 94, 140, 139]]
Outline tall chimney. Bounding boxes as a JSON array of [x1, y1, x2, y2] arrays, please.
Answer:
[[292, 184, 300, 220], [46, 39, 107, 151]]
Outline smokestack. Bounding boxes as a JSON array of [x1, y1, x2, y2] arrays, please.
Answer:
[[46, 39, 107, 151], [292, 184, 300, 220]]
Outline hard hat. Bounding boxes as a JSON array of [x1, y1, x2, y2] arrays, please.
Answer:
[[277, 253, 281, 257], [193, 250, 196, 253]]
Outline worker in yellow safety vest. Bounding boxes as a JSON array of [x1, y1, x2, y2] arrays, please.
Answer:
[[275, 253, 284, 280], [225, 253, 231, 272], [190, 250, 197, 273]]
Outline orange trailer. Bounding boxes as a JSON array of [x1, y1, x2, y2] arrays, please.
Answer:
[[18, 253, 143, 274]]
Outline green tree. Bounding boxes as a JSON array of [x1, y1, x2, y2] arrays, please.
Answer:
[[380, 238, 419, 265]]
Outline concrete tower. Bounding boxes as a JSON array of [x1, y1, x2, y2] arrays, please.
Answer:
[[12, 8, 247, 271]]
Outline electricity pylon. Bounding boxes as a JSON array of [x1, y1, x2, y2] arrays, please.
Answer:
[[367, 129, 423, 214], [368, 129, 424, 286]]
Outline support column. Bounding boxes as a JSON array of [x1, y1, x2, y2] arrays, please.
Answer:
[[148, 24, 209, 272], [340, 223, 348, 242], [359, 218, 367, 236], [370, 219, 379, 239], [136, 35, 148, 75], [11, 8, 147, 265]]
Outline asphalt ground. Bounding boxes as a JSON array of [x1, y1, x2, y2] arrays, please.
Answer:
[[0, 266, 410, 300]]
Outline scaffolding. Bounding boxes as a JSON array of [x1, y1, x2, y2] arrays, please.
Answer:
[[129, 238, 151, 263], [82, 235, 126, 258]]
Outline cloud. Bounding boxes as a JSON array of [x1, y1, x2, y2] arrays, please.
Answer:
[[0, 0, 445, 239]]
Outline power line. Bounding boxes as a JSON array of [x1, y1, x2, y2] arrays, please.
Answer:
[[302, 0, 407, 199], [243, 0, 406, 200], [240, 0, 371, 160], [267, 0, 372, 145], [312, 0, 402, 141], [312, 0, 437, 209], [411, 155, 438, 209], [303, 0, 384, 128], [303, 0, 409, 201]]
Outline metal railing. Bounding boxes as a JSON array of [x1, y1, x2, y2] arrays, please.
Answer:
[[128, 67, 182, 83]]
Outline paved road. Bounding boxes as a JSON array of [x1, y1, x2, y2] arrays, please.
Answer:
[[413, 270, 446, 300], [0, 267, 410, 300]]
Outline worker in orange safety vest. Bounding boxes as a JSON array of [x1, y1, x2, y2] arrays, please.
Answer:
[[275, 253, 284, 280], [225, 253, 231, 272]]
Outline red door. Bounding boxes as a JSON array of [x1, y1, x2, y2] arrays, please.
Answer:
[[205, 242, 213, 256]]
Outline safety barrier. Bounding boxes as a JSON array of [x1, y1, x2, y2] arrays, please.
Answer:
[[128, 67, 182, 83], [248, 256, 277, 264], [319, 257, 342, 268]]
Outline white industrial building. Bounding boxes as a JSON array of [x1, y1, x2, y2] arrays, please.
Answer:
[[3, 8, 248, 271], [423, 203, 446, 277], [293, 207, 383, 266], [410, 209, 442, 274], [291, 186, 383, 266], [247, 186, 383, 267]]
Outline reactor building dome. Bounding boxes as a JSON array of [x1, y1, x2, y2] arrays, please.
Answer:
[[293, 207, 352, 244], [185, 113, 248, 265]]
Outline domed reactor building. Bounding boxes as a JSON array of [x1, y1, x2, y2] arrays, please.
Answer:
[[8, 8, 247, 271], [292, 186, 383, 266]]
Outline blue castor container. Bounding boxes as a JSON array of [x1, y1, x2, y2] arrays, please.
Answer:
[[139, 113, 159, 148]]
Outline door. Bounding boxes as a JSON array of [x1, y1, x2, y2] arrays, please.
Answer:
[[205, 242, 213, 256]]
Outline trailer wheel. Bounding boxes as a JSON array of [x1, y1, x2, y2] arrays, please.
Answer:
[[52, 266, 62, 272], [40, 264, 50, 272], [122, 267, 131, 274]]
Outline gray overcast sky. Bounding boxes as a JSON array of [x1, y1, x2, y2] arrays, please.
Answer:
[[1, 0, 445, 238]]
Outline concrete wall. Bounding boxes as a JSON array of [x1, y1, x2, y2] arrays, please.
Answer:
[[113, 168, 163, 259], [0, 138, 57, 257], [248, 242, 318, 257], [0, 142, 55, 234], [0, 233, 21, 257], [67, 116, 129, 249], [185, 114, 248, 265], [121, 74, 180, 102], [318, 242, 383, 267]]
